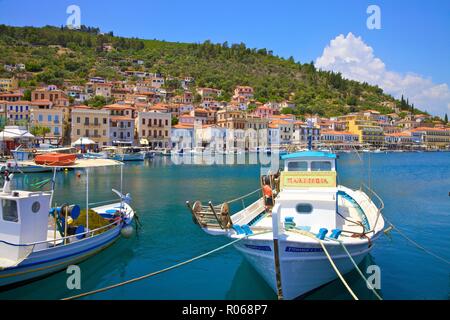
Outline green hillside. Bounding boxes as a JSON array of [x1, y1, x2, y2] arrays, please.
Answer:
[[0, 24, 420, 117]]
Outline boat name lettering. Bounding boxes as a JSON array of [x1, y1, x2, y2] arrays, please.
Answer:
[[244, 244, 272, 251], [285, 246, 323, 253]]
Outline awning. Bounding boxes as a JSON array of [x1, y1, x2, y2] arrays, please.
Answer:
[[72, 137, 96, 146], [0, 126, 34, 141]]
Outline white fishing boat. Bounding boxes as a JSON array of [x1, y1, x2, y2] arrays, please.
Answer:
[[0, 158, 135, 288], [106, 147, 146, 161], [187, 150, 385, 299]]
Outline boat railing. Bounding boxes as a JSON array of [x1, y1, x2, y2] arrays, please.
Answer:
[[187, 188, 262, 230], [0, 219, 121, 248], [360, 183, 385, 232]]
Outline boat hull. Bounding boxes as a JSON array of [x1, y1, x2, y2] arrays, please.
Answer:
[[0, 224, 121, 288], [234, 237, 373, 299], [110, 154, 145, 161]]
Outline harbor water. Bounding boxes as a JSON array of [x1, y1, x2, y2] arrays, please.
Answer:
[[1, 152, 449, 300]]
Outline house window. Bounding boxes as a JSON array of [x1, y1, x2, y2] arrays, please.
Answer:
[[77, 129, 80, 135], [2, 199, 18, 222], [48, 115, 52, 122], [77, 117, 80, 123], [142, 130, 146, 136], [54, 127, 59, 135], [103, 118, 107, 124]]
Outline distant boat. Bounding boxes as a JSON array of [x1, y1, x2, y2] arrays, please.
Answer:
[[104, 147, 146, 161], [0, 147, 77, 173], [187, 151, 385, 299]]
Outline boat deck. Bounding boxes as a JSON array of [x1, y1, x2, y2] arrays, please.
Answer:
[[230, 194, 369, 244]]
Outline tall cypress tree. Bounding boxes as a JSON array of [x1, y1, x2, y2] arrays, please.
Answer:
[[445, 113, 448, 124]]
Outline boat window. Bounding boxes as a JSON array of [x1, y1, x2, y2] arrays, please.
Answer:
[[287, 161, 308, 171], [2, 199, 18, 223], [296, 203, 313, 214], [311, 161, 332, 171]]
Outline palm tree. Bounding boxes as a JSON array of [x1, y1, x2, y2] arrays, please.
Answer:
[[30, 125, 51, 143]]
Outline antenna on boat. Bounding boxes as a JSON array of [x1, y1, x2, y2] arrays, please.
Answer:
[[307, 119, 313, 151]]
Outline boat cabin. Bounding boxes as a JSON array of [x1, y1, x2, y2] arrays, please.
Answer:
[[274, 151, 339, 232], [0, 189, 51, 265]]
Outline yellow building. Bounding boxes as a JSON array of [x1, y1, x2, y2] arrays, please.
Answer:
[[0, 78, 18, 92], [30, 100, 64, 141], [348, 119, 384, 146], [71, 106, 110, 146]]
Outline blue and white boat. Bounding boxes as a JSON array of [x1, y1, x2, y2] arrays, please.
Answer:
[[187, 151, 385, 299], [0, 158, 135, 288]]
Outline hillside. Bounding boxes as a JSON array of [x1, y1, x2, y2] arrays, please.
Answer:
[[0, 25, 421, 117]]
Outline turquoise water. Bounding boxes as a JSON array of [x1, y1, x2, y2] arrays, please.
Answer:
[[1, 152, 449, 300]]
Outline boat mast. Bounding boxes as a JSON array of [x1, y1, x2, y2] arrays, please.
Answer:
[[49, 167, 57, 207], [86, 168, 89, 233], [307, 119, 313, 151]]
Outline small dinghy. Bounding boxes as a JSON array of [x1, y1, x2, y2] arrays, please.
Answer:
[[187, 150, 385, 299]]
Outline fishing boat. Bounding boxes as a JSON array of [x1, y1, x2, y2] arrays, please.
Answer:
[[106, 147, 146, 161], [0, 158, 135, 288], [187, 150, 385, 299], [0, 147, 77, 174]]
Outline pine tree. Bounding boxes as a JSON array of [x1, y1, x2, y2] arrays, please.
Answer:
[[445, 113, 448, 124]]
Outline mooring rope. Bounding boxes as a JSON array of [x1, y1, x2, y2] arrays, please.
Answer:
[[317, 239, 359, 300], [62, 231, 270, 300], [226, 188, 261, 204], [286, 227, 359, 300], [330, 239, 383, 300], [384, 218, 450, 266]]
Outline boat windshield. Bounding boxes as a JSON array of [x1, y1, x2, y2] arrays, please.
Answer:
[[287, 161, 308, 171], [311, 161, 332, 171]]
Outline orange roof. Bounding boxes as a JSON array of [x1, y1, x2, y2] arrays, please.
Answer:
[[72, 105, 91, 110], [173, 123, 194, 129], [0, 93, 23, 97], [102, 103, 135, 110], [31, 99, 52, 105], [322, 130, 357, 135], [385, 131, 412, 137], [111, 116, 133, 121], [271, 119, 290, 125], [7, 100, 32, 105], [411, 126, 449, 132]]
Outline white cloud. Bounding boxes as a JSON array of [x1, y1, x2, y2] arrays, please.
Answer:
[[315, 32, 450, 116]]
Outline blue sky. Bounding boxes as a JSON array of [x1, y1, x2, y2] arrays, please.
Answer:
[[1, 0, 449, 115]]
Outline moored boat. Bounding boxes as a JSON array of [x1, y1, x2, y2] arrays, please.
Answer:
[[187, 150, 385, 299], [0, 158, 135, 288]]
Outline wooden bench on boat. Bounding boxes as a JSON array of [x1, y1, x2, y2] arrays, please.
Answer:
[[187, 197, 266, 231]]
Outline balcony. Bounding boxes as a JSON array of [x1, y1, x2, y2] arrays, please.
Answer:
[[83, 123, 101, 127]]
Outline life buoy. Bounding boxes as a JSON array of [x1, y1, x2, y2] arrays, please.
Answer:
[[32, 148, 37, 154]]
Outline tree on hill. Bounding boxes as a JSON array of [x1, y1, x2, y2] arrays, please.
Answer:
[[445, 113, 448, 124]]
